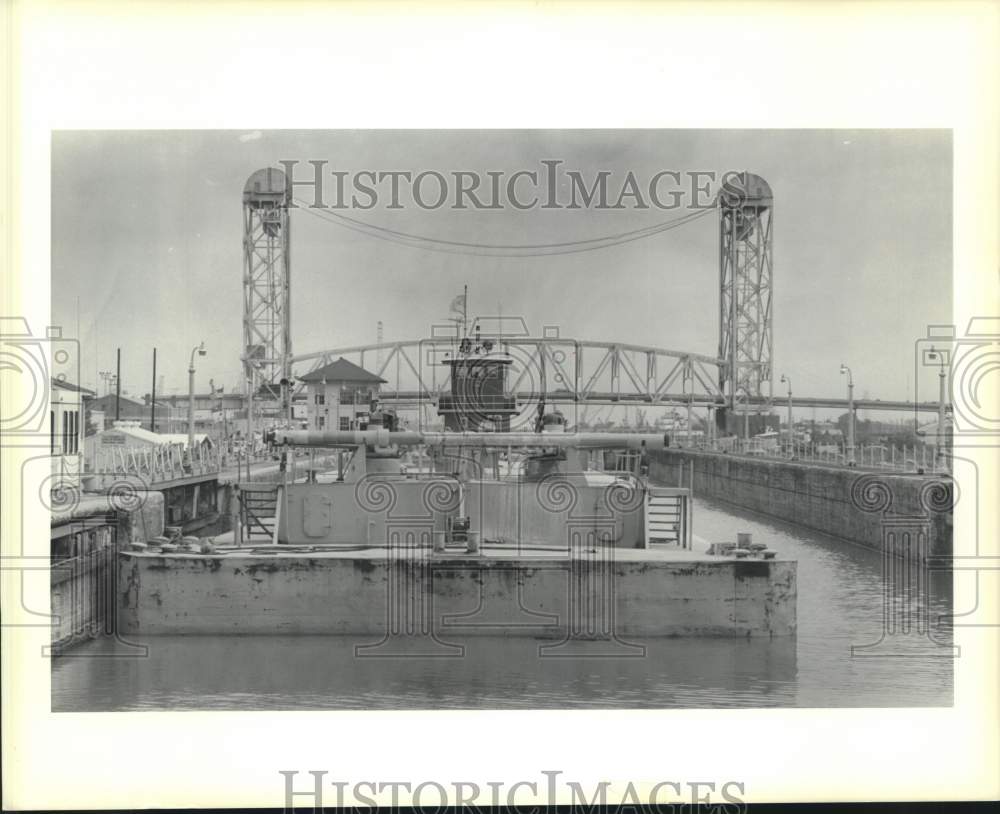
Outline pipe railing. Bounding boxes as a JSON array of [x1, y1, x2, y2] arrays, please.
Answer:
[[93, 442, 222, 482], [684, 437, 947, 473], [268, 428, 670, 450]]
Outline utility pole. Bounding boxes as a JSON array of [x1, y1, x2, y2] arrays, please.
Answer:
[[151, 348, 157, 432], [115, 348, 121, 420]]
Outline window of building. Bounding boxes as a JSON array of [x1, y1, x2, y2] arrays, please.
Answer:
[[339, 416, 351, 431], [317, 416, 325, 429], [315, 392, 325, 405]]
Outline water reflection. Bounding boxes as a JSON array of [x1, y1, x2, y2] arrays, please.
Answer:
[[53, 634, 799, 711], [51, 497, 953, 710]]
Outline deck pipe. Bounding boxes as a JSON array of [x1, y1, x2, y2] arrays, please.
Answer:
[[268, 428, 669, 450]]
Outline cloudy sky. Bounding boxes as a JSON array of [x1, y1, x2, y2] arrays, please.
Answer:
[[52, 129, 951, 409]]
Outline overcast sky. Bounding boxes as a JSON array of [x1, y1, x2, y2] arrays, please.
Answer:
[[52, 129, 951, 410]]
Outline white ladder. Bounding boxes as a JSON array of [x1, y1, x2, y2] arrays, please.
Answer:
[[644, 486, 692, 548]]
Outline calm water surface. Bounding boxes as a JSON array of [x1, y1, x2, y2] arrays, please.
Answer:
[[52, 498, 953, 710]]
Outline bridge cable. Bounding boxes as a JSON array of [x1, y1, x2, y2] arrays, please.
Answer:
[[291, 198, 715, 257]]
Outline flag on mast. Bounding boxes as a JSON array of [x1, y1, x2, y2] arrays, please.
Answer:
[[449, 292, 466, 315]]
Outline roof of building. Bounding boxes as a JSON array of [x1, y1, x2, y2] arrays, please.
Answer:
[[89, 393, 147, 409], [101, 422, 212, 448], [299, 357, 387, 384], [51, 378, 95, 396]]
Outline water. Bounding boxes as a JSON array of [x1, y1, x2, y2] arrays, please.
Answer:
[[51, 498, 953, 710]]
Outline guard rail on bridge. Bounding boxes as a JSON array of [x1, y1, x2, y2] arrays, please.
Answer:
[[88, 443, 221, 488]]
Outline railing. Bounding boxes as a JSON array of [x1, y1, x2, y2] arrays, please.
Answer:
[[681, 437, 947, 473], [92, 442, 222, 483]]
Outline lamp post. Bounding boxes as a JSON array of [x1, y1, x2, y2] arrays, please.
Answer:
[[840, 363, 855, 466], [734, 388, 750, 453], [188, 342, 207, 455], [926, 346, 949, 472], [780, 374, 793, 456]]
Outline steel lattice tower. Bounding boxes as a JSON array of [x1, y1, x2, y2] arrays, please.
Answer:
[[718, 172, 773, 415], [242, 167, 292, 397]]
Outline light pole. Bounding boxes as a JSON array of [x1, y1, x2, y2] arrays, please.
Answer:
[[840, 363, 855, 466], [780, 374, 793, 456], [188, 342, 207, 455], [927, 346, 949, 471]]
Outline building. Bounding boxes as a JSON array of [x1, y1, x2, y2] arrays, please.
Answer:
[[50, 378, 95, 491], [157, 391, 246, 436], [299, 358, 386, 431], [85, 393, 181, 434]]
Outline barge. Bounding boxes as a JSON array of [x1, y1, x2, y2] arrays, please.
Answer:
[[118, 428, 797, 642]]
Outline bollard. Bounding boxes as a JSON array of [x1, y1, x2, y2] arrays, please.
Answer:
[[466, 530, 481, 554]]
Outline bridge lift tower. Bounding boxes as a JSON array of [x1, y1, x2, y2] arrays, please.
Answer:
[[242, 167, 292, 410], [717, 172, 773, 432]]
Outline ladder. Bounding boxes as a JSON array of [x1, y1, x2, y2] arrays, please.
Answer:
[[644, 486, 692, 549], [240, 487, 279, 542]]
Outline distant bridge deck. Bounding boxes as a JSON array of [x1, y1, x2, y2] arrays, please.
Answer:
[[291, 338, 946, 414]]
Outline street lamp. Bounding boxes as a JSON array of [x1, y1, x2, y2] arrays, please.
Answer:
[[779, 374, 793, 456], [926, 346, 949, 472], [188, 342, 207, 455], [840, 363, 855, 466]]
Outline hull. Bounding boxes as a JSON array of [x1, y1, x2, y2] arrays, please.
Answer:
[[118, 547, 796, 639]]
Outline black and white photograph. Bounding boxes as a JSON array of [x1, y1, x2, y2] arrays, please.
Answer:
[[1, 2, 997, 811], [45, 129, 956, 710]]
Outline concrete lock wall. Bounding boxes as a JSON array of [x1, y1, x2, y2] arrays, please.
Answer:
[[117, 552, 796, 638], [649, 449, 953, 557], [51, 548, 114, 650]]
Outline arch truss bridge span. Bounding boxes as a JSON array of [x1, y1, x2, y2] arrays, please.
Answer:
[[291, 338, 727, 412]]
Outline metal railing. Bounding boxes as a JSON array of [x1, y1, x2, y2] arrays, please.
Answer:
[[92, 442, 221, 483], [678, 437, 948, 473]]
